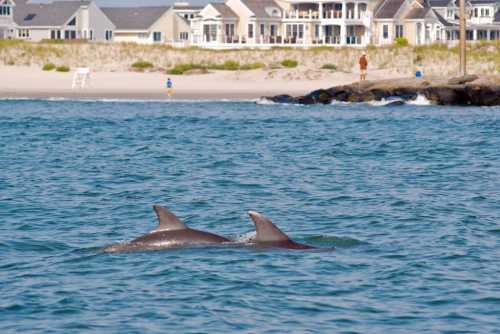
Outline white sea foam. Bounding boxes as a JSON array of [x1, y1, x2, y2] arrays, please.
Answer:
[[407, 94, 432, 106], [234, 231, 256, 243], [256, 97, 276, 105], [367, 98, 405, 107]]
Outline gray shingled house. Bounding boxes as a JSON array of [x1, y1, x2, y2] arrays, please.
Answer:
[[0, 0, 114, 42], [100, 6, 192, 45]]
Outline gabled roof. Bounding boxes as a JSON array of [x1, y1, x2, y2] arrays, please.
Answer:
[[374, 0, 406, 19], [211, 3, 237, 18], [405, 6, 430, 19], [13, 0, 88, 27], [433, 9, 456, 25], [241, 0, 280, 18], [101, 6, 170, 30]]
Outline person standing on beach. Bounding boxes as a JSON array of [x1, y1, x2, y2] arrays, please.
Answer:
[[359, 54, 368, 81], [166, 78, 173, 98]]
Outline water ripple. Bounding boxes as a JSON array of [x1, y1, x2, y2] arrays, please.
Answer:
[[0, 100, 499, 333]]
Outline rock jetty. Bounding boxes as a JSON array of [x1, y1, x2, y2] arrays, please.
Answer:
[[264, 75, 500, 106]]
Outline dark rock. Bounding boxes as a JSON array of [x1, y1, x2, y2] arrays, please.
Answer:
[[464, 84, 500, 106], [422, 85, 469, 105], [262, 76, 500, 106], [448, 75, 479, 85], [264, 94, 295, 104]]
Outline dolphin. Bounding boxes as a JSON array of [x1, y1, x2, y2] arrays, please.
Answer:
[[103, 205, 230, 252], [247, 211, 316, 250]]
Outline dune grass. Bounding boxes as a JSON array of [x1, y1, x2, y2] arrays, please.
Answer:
[[0, 40, 498, 77]]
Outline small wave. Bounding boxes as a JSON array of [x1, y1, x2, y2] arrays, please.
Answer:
[[256, 98, 276, 105], [407, 94, 432, 106], [330, 100, 352, 105], [305, 235, 365, 248], [234, 231, 256, 243], [367, 98, 405, 107], [0, 239, 72, 252]]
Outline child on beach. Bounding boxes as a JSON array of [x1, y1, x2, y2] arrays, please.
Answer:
[[359, 54, 368, 81], [166, 78, 173, 98]]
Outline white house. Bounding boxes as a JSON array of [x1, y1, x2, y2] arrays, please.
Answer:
[[0, 0, 15, 39]]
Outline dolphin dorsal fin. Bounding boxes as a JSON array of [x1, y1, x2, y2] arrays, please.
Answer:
[[248, 211, 290, 242], [152, 205, 188, 232]]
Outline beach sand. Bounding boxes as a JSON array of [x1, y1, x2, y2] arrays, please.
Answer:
[[0, 66, 402, 100]]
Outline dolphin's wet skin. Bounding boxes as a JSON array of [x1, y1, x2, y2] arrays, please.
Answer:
[[104, 205, 324, 252]]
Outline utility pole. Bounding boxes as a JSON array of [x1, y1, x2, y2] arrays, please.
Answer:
[[459, 0, 466, 75]]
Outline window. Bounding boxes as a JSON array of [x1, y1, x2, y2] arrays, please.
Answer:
[[0, 5, 11, 16], [485, 8, 490, 17], [248, 24, 254, 38], [260, 24, 265, 35], [179, 32, 189, 40], [89, 30, 93, 40], [67, 17, 76, 26], [51, 30, 56, 40], [153, 31, 162, 42], [315, 24, 320, 38], [447, 9, 453, 19], [225, 23, 234, 37], [18, 29, 30, 38], [64, 30, 76, 40], [383, 24, 389, 39], [270, 24, 277, 36], [105, 30, 113, 41], [396, 25, 403, 38], [203, 24, 217, 42]]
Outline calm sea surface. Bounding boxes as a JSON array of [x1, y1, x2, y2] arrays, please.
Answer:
[[0, 99, 499, 333]]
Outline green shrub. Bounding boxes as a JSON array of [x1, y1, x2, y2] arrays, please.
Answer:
[[206, 60, 240, 70], [395, 37, 409, 47], [240, 62, 264, 70], [42, 63, 56, 71], [167, 63, 207, 75], [0, 39, 24, 49], [281, 59, 298, 68], [131, 60, 154, 70], [56, 65, 70, 72], [321, 64, 337, 71]]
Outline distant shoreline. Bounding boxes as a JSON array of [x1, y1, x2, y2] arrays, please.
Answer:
[[0, 65, 404, 101]]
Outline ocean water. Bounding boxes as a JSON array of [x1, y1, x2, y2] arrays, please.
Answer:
[[0, 99, 499, 333]]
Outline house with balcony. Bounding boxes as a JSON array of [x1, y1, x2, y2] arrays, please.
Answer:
[[373, 0, 500, 45], [190, 3, 239, 45], [2, 0, 114, 42], [192, 0, 374, 47], [101, 6, 192, 45], [280, 0, 375, 46], [191, 0, 284, 47]]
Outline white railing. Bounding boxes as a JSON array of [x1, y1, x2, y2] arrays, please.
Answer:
[[283, 10, 320, 20]]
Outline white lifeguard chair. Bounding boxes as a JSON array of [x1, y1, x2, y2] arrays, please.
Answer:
[[72, 67, 91, 89]]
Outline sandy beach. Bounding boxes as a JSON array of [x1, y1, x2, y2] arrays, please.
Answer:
[[0, 66, 402, 100]]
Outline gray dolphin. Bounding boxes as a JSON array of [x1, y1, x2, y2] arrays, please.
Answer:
[[103, 205, 230, 252], [247, 211, 316, 250]]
